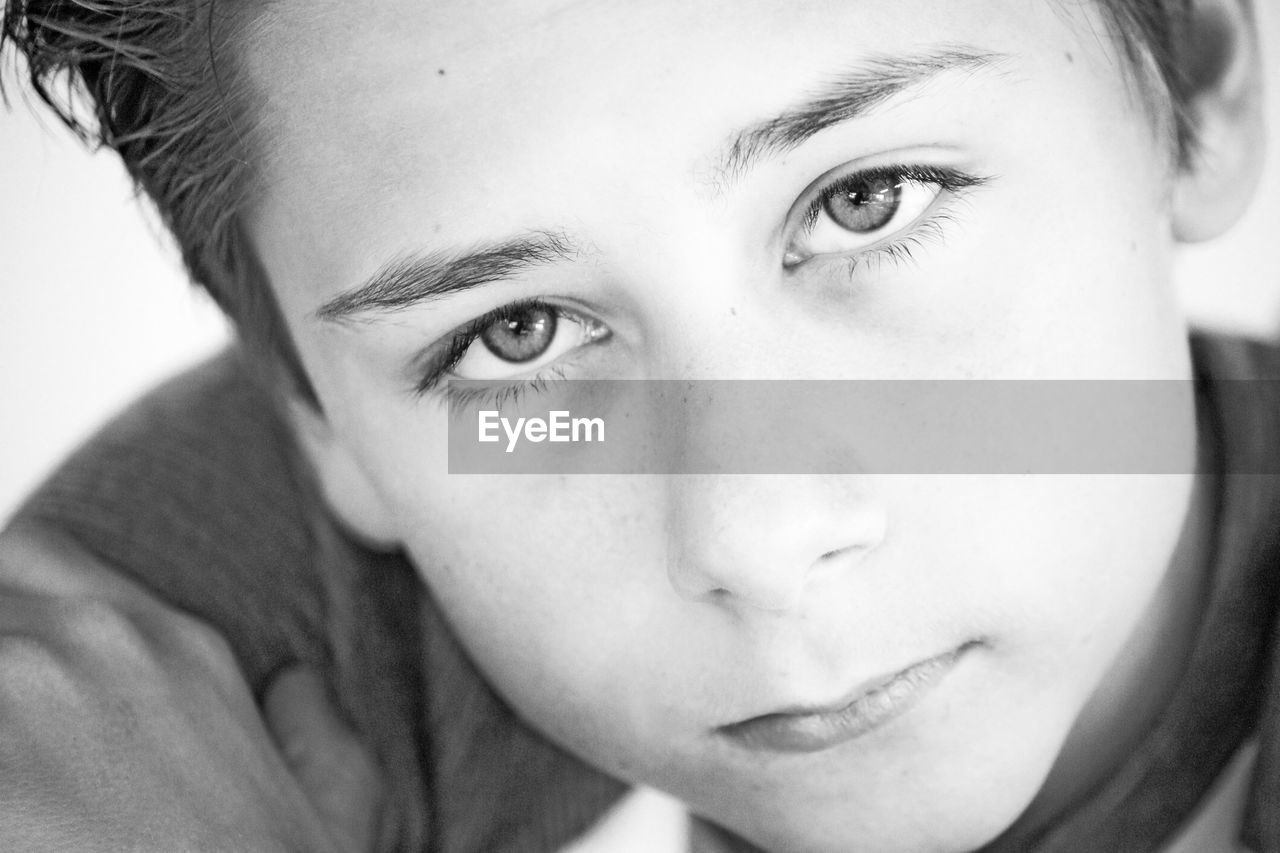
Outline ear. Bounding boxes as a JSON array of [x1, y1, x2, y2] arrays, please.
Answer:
[[286, 399, 402, 550], [1171, 0, 1267, 242]]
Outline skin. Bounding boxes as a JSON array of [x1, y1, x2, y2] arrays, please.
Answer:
[[237, 1, 1261, 851]]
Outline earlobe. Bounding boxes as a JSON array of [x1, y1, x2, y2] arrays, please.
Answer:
[[286, 399, 402, 550], [1171, 0, 1267, 242]]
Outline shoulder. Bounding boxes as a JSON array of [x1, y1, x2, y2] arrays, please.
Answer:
[[5, 348, 435, 848], [1191, 328, 1280, 380], [8, 348, 326, 686], [1191, 328, 1280, 379]]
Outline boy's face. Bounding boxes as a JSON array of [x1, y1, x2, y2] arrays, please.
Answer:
[[246, 1, 1206, 850]]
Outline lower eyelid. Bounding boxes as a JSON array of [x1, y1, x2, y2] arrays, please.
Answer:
[[839, 209, 960, 277], [438, 339, 611, 411]]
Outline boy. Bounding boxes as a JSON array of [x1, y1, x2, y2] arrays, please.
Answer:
[[1, 0, 1277, 851]]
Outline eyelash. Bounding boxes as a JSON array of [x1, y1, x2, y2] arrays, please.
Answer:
[[416, 164, 990, 404], [795, 164, 988, 272], [839, 210, 958, 277], [413, 298, 581, 398], [800, 164, 984, 232], [436, 366, 570, 410]]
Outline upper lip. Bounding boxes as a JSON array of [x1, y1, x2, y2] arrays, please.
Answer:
[[757, 666, 927, 718], [732, 652, 947, 720]]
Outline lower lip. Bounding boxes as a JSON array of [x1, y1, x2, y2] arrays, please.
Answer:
[[718, 645, 973, 754]]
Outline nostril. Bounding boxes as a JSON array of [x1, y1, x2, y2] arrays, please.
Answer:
[[819, 543, 866, 561], [817, 536, 880, 565]]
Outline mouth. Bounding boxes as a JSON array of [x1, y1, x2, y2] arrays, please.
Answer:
[[716, 641, 978, 754]]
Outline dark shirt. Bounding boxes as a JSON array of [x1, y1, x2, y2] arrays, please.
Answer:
[[12, 332, 1280, 853]]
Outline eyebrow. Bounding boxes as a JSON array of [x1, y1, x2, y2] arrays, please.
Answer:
[[315, 229, 577, 323], [712, 46, 1008, 190], [317, 45, 1007, 323]]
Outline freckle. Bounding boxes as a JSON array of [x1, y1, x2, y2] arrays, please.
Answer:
[[1064, 51, 1074, 64], [434, 223, 443, 233], [437, 68, 446, 76], [729, 306, 737, 316]]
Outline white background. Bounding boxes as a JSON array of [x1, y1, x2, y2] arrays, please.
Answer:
[[3, 6, 1280, 521]]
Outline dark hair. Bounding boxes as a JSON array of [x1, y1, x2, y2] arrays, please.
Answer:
[[1, 0, 1202, 405], [1, 0, 313, 400]]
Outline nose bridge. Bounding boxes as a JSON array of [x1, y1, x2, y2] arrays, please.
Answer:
[[632, 240, 889, 611], [631, 213, 804, 379], [650, 297, 804, 382], [664, 474, 887, 613]]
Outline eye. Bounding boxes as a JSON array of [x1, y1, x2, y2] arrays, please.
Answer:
[[784, 165, 982, 266], [446, 301, 610, 381], [479, 304, 558, 364]]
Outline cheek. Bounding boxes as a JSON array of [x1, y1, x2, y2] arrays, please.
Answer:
[[943, 476, 1195, 682], [308, 376, 698, 771], [395, 475, 685, 768], [983, 182, 1182, 379], [848, 167, 1184, 384], [896, 52, 1184, 381]]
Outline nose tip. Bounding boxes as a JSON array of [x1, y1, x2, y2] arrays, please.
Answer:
[[664, 476, 887, 614]]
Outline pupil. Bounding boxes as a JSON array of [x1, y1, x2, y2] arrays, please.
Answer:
[[823, 177, 902, 233], [480, 305, 558, 363]]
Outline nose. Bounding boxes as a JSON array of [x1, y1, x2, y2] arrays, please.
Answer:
[[665, 475, 887, 613], [643, 289, 891, 614]]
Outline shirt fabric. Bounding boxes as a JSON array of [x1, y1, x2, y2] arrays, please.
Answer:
[[12, 331, 1280, 853]]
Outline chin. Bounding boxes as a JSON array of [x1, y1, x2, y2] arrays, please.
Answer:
[[716, 792, 1034, 853]]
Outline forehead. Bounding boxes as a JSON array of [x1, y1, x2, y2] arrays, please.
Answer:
[[241, 0, 1118, 303]]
